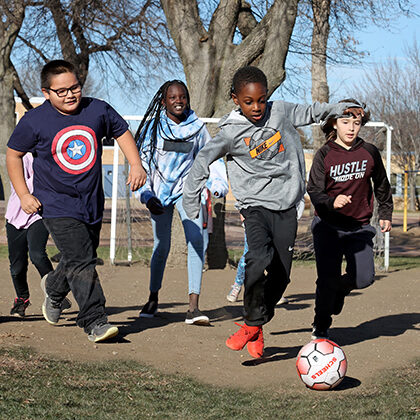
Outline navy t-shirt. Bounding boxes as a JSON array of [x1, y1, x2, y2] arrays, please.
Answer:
[[8, 97, 128, 224]]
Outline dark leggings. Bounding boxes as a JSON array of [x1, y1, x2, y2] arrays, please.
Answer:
[[312, 216, 376, 330], [6, 220, 53, 300]]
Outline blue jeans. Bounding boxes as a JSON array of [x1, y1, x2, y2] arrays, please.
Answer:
[[234, 231, 247, 287], [43, 218, 108, 332], [150, 197, 204, 295]]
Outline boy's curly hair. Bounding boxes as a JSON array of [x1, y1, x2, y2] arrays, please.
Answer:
[[231, 66, 268, 95], [322, 98, 371, 142]]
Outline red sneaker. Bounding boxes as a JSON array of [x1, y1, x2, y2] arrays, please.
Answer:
[[247, 327, 264, 358], [226, 323, 261, 351]]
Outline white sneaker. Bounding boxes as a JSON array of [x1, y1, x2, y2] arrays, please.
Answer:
[[278, 296, 289, 305], [226, 283, 242, 302]]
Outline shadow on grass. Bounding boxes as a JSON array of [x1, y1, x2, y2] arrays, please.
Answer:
[[242, 345, 301, 366], [333, 376, 362, 391], [274, 313, 420, 346]]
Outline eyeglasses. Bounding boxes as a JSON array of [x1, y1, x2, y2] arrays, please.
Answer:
[[47, 84, 81, 97]]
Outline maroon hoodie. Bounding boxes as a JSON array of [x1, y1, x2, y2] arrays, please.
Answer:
[[307, 137, 393, 230]]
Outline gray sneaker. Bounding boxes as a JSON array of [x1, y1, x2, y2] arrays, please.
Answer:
[[88, 322, 119, 343], [40, 274, 72, 312], [42, 296, 62, 325]]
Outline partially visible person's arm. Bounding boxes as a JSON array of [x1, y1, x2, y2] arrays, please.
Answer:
[[115, 130, 147, 191], [183, 132, 231, 219], [6, 147, 41, 214]]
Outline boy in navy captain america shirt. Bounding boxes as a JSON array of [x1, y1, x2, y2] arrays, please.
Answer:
[[7, 60, 146, 342]]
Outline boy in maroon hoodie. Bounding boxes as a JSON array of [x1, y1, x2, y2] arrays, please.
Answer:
[[307, 99, 393, 339]]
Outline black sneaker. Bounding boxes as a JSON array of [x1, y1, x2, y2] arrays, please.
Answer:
[[139, 300, 158, 318], [88, 322, 119, 343], [185, 309, 210, 326], [311, 326, 329, 340], [10, 298, 30, 317]]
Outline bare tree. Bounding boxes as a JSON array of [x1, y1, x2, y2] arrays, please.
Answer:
[[161, 0, 299, 118], [355, 40, 420, 210], [12, 0, 173, 108], [0, 1, 26, 201]]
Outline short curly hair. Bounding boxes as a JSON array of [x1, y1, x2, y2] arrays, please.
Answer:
[[231, 66, 268, 95]]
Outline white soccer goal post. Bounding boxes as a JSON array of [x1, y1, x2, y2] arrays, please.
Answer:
[[109, 117, 392, 270]]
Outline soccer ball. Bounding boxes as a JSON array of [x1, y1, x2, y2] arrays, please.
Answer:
[[296, 339, 347, 390]]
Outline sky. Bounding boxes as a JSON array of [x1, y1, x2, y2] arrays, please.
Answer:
[[106, 4, 419, 118]]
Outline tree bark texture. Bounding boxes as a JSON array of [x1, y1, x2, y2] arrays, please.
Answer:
[[0, 1, 26, 203], [310, 0, 330, 152], [161, 0, 299, 117]]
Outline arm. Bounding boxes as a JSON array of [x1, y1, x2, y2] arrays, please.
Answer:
[[183, 132, 231, 219], [115, 130, 147, 191], [367, 144, 393, 232], [284, 101, 362, 127], [307, 148, 335, 213], [6, 148, 41, 214], [206, 158, 229, 198]]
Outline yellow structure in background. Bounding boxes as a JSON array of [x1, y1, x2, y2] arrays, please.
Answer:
[[403, 165, 408, 232]]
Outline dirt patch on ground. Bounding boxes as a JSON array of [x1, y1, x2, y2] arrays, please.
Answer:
[[0, 260, 419, 392]]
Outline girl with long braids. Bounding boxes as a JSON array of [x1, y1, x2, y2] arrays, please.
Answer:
[[135, 80, 228, 325]]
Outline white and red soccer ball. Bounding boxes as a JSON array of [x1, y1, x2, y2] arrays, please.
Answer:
[[296, 339, 347, 390]]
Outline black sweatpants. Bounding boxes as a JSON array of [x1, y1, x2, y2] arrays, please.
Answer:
[[240, 206, 297, 326], [43, 218, 108, 332], [6, 220, 53, 300], [311, 216, 376, 331]]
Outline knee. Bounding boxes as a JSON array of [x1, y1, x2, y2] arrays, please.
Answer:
[[29, 250, 48, 266], [354, 270, 375, 289], [10, 259, 28, 276]]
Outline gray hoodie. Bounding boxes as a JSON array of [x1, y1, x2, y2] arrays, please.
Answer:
[[182, 100, 355, 219]]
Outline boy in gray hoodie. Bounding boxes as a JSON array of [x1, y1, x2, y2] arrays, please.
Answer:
[[182, 66, 363, 358]]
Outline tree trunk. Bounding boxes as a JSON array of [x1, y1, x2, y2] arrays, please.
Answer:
[[161, 0, 299, 118], [0, 1, 26, 204], [160, 0, 298, 268], [311, 0, 330, 152]]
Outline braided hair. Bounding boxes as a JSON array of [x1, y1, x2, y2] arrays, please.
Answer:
[[135, 80, 191, 180]]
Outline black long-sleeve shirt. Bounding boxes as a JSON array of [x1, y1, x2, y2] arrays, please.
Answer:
[[307, 138, 393, 230]]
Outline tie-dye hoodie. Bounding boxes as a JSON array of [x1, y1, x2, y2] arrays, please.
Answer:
[[136, 109, 228, 206]]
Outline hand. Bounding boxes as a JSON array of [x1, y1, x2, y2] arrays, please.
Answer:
[[20, 193, 42, 214], [146, 197, 164, 215], [333, 194, 352, 209], [380, 219, 392, 233], [344, 107, 365, 119], [126, 164, 147, 191]]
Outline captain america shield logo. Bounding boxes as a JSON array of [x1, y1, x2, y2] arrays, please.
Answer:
[[51, 125, 98, 174]]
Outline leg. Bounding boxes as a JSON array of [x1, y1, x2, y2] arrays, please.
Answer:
[[311, 217, 344, 332], [343, 224, 376, 290], [6, 222, 30, 300], [139, 206, 173, 318], [176, 198, 204, 299], [235, 231, 248, 287], [241, 207, 274, 326], [27, 219, 53, 278], [226, 231, 247, 303], [149, 205, 174, 293], [268, 207, 297, 315], [43, 218, 107, 331]]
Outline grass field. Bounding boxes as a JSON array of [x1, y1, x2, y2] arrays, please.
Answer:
[[0, 245, 418, 271], [0, 346, 418, 419]]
